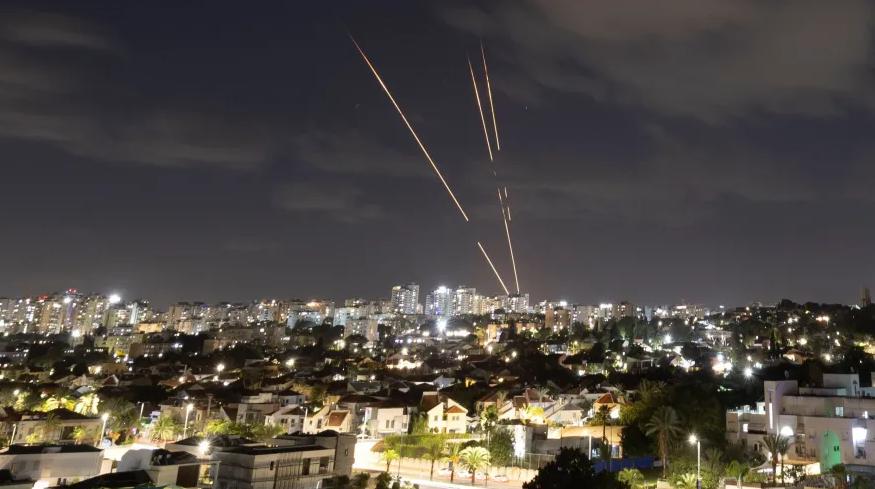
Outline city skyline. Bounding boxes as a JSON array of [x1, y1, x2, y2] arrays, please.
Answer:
[[4, 2, 875, 307]]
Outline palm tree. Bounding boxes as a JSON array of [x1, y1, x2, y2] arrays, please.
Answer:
[[459, 446, 490, 485], [643, 406, 684, 478], [40, 413, 62, 442], [617, 468, 645, 489], [523, 405, 545, 424], [381, 448, 399, 474], [674, 473, 698, 489], [41, 396, 73, 412], [636, 380, 666, 404], [726, 460, 750, 489], [443, 443, 463, 483], [704, 447, 724, 476], [762, 433, 790, 484], [102, 398, 139, 441], [422, 436, 446, 480], [72, 426, 98, 445], [592, 405, 613, 470], [151, 415, 180, 442], [493, 390, 508, 420], [74, 393, 100, 415]]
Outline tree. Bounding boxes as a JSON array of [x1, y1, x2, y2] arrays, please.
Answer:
[[381, 448, 400, 474], [443, 443, 463, 483], [488, 427, 514, 470], [40, 396, 73, 412], [592, 405, 612, 467], [479, 405, 498, 441], [762, 433, 789, 484], [72, 426, 98, 445], [422, 436, 445, 480], [673, 473, 698, 489], [644, 406, 684, 478], [459, 446, 490, 485], [522, 405, 545, 424], [351, 473, 369, 489], [74, 393, 100, 416], [617, 468, 644, 489], [151, 415, 180, 442], [250, 423, 284, 443], [374, 472, 393, 489], [101, 398, 140, 442], [40, 414, 62, 442], [522, 448, 621, 489], [829, 464, 848, 489], [725, 460, 750, 489]]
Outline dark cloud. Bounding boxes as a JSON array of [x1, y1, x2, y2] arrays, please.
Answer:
[[442, 0, 875, 121], [2, 11, 120, 52], [273, 182, 384, 222], [3, 2, 875, 306], [292, 130, 431, 178], [0, 11, 281, 170]]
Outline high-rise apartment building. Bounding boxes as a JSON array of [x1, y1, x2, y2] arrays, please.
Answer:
[[390, 283, 419, 315], [452, 286, 477, 316], [502, 293, 530, 314], [425, 286, 453, 316]]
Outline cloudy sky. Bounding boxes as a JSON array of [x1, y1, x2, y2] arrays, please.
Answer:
[[2, 1, 875, 307]]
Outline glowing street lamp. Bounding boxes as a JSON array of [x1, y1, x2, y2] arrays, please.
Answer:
[[198, 440, 210, 457], [108, 294, 122, 305], [744, 367, 753, 378], [689, 434, 701, 489], [183, 403, 194, 438], [99, 413, 109, 447]]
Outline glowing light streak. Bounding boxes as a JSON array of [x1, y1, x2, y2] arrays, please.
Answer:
[[468, 57, 493, 161], [477, 241, 509, 295], [351, 36, 469, 221], [481, 42, 500, 151]]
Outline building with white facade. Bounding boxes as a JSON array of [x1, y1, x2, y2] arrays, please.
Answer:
[[390, 284, 419, 315], [727, 373, 875, 473], [425, 286, 453, 317], [452, 286, 477, 316]]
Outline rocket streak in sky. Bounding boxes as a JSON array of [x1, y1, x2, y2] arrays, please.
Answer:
[[477, 241, 510, 295], [481, 42, 500, 151], [471, 43, 521, 294], [350, 35, 470, 222], [468, 57, 494, 162], [353, 35, 512, 294]]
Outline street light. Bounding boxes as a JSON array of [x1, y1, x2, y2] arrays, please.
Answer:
[[183, 403, 194, 438], [198, 440, 210, 457], [689, 434, 700, 489], [182, 403, 194, 438], [100, 413, 109, 447]]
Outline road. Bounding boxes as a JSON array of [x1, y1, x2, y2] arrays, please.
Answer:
[[356, 468, 525, 489]]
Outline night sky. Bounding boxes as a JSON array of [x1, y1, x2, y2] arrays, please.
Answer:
[[3, 1, 875, 307]]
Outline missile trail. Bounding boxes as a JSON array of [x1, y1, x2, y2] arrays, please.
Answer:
[[502, 209, 520, 294], [468, 57, 493, 162], [481, 42, 500, 151], [351, 35, 470, 222], [477, 241, 510, 295], [496, 188, 520, 293], [471, 44, 519, 294]]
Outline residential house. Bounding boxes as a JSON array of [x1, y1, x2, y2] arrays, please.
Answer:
[[421, 392, 467, 434], [0, 444, 102, 487]]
